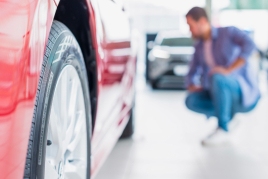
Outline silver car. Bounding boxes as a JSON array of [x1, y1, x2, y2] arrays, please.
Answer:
[[147, 31, 194, 89]]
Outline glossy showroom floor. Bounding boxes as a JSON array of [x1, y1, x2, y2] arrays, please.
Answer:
[[95, 68, 268, 179]]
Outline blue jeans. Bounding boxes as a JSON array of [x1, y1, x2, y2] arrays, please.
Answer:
[[185, 74, 258, 131]]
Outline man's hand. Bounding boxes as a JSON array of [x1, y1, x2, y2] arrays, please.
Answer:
[[210, 58, 245, 75], [210, 66, 230, 75], [188, 85, 203, 92]]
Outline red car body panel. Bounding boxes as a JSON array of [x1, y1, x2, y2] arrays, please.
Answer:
[[0, 0, 136, 178], [89, 0, 136, 176], [0, 0, 56, 178]]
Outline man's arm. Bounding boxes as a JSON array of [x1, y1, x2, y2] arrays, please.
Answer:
[[210, 57, 245, 75], [230, 27, 256, 61], [211, 27, 255, 75]]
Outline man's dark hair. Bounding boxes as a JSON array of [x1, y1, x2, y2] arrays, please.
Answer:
[[186, 7, 208, 21]]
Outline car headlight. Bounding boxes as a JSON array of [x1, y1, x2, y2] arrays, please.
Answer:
[[152, 49, 170, 59]]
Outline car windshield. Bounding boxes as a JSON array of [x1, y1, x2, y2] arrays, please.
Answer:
[[160, 37, 193, 47]]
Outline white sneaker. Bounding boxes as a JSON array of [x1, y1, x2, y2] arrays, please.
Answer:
[[202, 128, 231, 147]]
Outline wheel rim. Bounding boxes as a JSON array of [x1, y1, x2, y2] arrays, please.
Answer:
[[45, 65, 88, 179]]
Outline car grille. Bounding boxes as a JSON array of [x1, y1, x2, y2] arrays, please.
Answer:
[[170, 55, 191, 64]]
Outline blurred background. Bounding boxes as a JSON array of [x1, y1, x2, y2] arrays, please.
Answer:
[[96, 0, 268, 178]]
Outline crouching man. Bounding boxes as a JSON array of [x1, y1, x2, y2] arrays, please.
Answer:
[[185, 7, 260, 146]]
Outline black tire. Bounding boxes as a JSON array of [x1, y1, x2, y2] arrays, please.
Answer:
[[120, 107, 135, 139], [24, 21, 91, 179], [150, 80, 158, 89]]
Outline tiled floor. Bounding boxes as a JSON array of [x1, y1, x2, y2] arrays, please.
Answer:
[[95, 72, 268, 179]]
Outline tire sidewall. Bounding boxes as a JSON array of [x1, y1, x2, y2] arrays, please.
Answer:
[[32, 22, 91, 179]]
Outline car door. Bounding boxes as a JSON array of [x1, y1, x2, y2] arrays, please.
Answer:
[[91, 0, 132, 151]]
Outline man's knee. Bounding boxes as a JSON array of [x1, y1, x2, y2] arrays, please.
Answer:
[[211, 73, 227, 87]]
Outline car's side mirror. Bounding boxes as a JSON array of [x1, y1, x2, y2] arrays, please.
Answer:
[[266, 50, 268, 59], [147, 41, 155, 50]]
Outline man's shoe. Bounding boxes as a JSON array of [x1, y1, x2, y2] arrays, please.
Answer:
[[202, 128, 231, 147]]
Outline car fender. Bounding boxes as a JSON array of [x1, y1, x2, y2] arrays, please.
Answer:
[[0, 0, 57, 178]]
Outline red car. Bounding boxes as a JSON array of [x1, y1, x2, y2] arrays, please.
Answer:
[[0, 0, 137, 178]]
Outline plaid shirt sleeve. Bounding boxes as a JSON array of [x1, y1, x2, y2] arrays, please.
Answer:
[[228, 26, 256, 61]]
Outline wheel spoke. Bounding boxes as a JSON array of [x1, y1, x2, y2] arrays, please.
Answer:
[[59, 70, 69, 154], [64, 80, 79, 149], [60, 70, 68, 122], [67, 111, 85, 153], [68, 79, 79, 120]]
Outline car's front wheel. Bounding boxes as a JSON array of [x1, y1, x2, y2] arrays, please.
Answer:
[[24, 21, 91, 179]]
